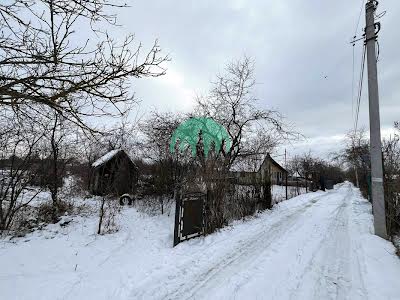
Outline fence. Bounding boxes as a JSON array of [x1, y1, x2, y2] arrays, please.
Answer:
[[385, 180, 400, 236], [271, 185, 307, 204], [173, 174, 272, 246], [223, 180, 271, 222]]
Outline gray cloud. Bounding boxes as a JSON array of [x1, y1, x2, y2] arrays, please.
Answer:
[[115, 0, 399, 158]]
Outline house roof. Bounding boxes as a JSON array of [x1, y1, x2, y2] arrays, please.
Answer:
[[91, 149, 139, 169], [229, 158, 262, 173], [230, 154, 287, 173], [292, 171, 301, 178], [259, 154, 287, 173]]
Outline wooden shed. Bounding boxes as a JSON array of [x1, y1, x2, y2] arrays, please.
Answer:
[[89, 149, 138, 196]]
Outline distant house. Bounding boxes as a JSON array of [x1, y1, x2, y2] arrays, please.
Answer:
[[89, 149, 138, 196], [287, 171, 304, 183], [259, 154, 288, 185], [230, 154, 288, 185]]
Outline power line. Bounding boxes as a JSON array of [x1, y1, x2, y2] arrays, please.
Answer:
[[354, 43, 367, 134], [352, 42, 356, 119], [376, 40, 380, 62], [354, 0, 366, 36], [352, 0, 366, 130]]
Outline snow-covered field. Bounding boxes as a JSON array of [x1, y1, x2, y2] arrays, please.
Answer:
[[1, 182, 399, 299]]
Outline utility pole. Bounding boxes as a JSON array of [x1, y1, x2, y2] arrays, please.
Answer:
[[285, 149, 288, 200], [355, 166, 360, 188], [365, 0, 387, 239]]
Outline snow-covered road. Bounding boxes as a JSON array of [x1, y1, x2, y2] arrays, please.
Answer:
[[130, 183, 400, 300], [1, 182, 399, 300]]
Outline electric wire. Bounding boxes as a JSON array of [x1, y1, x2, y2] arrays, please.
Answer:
[[352, 42, 356, 118], [354, 0, 365, 36], [354, 43, 367, 135], [376, 40, 380, 62], [352, 0, 366, 129]]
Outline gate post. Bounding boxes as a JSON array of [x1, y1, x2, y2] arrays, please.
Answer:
[[264, 181, 272, 209], [173, 188, 182, 247]]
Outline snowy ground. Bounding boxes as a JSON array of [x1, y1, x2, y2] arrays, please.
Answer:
[[1, 182, 400, 299], [271, 184, 307, 204]]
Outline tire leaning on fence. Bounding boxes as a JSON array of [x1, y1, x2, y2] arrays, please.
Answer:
[[119, 194, 133, 206]]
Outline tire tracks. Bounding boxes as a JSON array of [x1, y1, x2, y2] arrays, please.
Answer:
[[130, 192, 329, 300]]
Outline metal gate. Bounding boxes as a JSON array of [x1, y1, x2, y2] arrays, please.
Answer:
[[173, 192, 206, 246]]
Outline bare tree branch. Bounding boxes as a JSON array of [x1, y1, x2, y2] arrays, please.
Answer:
[[0, 0, 168, 133]]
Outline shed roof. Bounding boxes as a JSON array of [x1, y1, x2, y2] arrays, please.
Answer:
[[92, 149, 123, 168]]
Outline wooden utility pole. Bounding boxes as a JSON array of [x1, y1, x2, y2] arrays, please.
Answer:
[[355, 166, 360, 188], [365, 0, 387, 239], [285, 149, 288, 200]]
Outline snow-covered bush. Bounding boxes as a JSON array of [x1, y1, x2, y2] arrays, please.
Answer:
[[36, 200, 74, 224]]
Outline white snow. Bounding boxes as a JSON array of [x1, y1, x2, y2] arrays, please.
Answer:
[[92, 149, 121, 167], [271, 184, 307, 204], [1, 182, 399, 300]]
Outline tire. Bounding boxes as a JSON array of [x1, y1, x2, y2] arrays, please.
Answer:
[[119, 195, 132, 206]]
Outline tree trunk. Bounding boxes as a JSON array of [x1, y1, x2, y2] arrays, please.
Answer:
[[50, 114, 59, 221], [355, 166, 360, 188], [97, 196, 106, 234]]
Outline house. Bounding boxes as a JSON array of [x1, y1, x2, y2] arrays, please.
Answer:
[[89, 149, 138, 196], [230, 153, 288, 185], [259, 154, 288, 185], [226, 154, 286, 210], [287, 171, 305, 185]]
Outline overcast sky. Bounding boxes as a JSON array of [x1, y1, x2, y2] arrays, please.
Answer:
[[114, 0, 399, 162]]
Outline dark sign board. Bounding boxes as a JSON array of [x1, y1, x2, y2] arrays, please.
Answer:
[[173, 192, 205, 246], [182, 198, 204, 237]]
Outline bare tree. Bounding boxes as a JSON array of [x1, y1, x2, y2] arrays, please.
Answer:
[[140, 111, 188, 207], [0, 114, 45, 231], [0, 0, 167, 131], [289, 154, 345, 192], [45, 112, 77, 217], [382, 126, 400, 236], [97, 193, 121, 235], [289, 152, 315, 192], [96, 162, 121, 235], [233, 132, 278, 172], [195, 57, 297, 171], [102, 115, 141, 156], [332, 129, 370, 195], [140, 111, 183, 161], [191, 57, 297, 233], [344, 129, 369, 188]]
